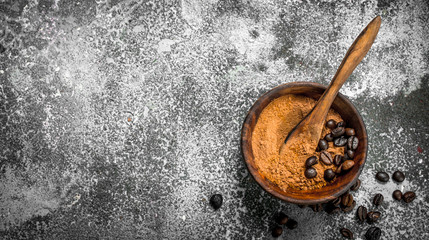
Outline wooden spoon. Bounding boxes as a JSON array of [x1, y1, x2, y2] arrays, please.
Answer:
[[280, 16, 381, 156]]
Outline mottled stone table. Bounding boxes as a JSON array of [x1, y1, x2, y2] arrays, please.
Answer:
[[1, 0, 428, 239]]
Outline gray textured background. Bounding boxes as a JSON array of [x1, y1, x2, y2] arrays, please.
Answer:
[[0, 0, 428, 239]]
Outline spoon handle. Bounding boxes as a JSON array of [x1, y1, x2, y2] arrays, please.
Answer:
[[306, 16, 381, 127]]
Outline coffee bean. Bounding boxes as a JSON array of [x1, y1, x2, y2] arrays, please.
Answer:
[[337, 121, 345, 128], [392, 190, 402, 201], [367, 211, 381, 224], [335, 165, 342, 174], [210, 194, 223, 210], [341, 193, 354, 207], [320, 151, 333, 165], [272, 226, 283, 237], [365, 226, 381, 240], [346, 149, 355, 159], [403, 191, 416, 203], [305, 156, 318, 168], [325, 133, 334, 142], [304, 167, 317, 179], [318, 139, 329, 150], [324, 169, 335, 181], [326, 119, 337, 129], [286, 218, 298, 229], [342, 200, 356, 213], [326, 204, 341, 214], [357, 205, 367, 222], [373, 193, 384, 206], [375, 172, 389, 182], [342, 160, 355, 171], [333, 155, 343, 166], [345, 128, 355, 136], [350, 179, 361, 191], [334, 136, 347, 147], [332, 127, 345, 137], [275, 212, 288, 225], [347, 136, 359, 150], [340, 228, 354, 239], [310, 204, 322, 212], [392, 170, 405, 182], [331, 197, 341, 206]]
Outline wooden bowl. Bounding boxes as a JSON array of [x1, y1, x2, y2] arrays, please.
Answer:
[[241, 82, 368, 205]]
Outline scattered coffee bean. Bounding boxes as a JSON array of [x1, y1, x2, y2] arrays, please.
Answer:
[[392, 170, 405, 182], [340, 228, 354, 239], [334, 136, 348, 147], [365, 226, 381, 240], [367, 211, 381, 224], [342, 200, 356, 213], [210, 194, 223, 210], [341, 193, 354, 207], [375, 172, 389, 182], [357, 205, 367, 222], [345, 128, 355, 136], [304, 167, 317, 179], [310, 204, 322, 212], [305, 156, 318, 168], [331, 197, 341, 206], [392, 190, 402, 201], [320, 151, 333, 165], [318, 139, 329, 150], [342, 160, 355, 171], [346, 149, 355, 159], [334, 155, 343, 166], [347, 136, 359, 150], [325, 133, 334, 142], [337, 121, 345, 128], [324, 169, 335, 181], [350, 179, 361, 191], [326, 205, 341, 214], [332, 127, 345, 137], [286, 218, 298, 229], [275, 212, 289, 225], [373, 193, 384, 206], [403, 191, 416, 203], [326, 119, 337, 129], [272, 226, 283, 238]]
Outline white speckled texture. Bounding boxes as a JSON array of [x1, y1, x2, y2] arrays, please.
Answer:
[[0, 0, 428, 239]]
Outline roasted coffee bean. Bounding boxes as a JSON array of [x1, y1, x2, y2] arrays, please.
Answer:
[[347, 136, 359, 150], [403, 191, 416, 203], [392, 170, 405, 182], [305, 156, 318, 168], [286, 218, 298, 229], [337, 121, 345, 128], [320, 151, 333, 165], [346, 149, 355, 159], [272, 226, 283, 237], [326, 119, 337, 129], [325, 133, 334, 142], [331, 197, 341, 206], [340, 228, 354, 239], [367, 211, 381, 224], [334, 155, 343, 166], [326, 204, 341, 214], [310, 204, 322, 212], [342, 200, 356, 213], [304, 167, 317, 179], [318, 139, 329, 150], [392, 190, 402, 201], [357, 205, 367, 222], [375, 172, 389, 182], [341, 193, 354, 207], [342, 160, 355, 171], [373, 194, 384, 206], [350, 179, 361, 191], [332, 127, 345, 137], [335, 165, 342, 174], [275, 212, 289, 225], [345, 128, 355, 136], [324, 169, 335, 181], [365, 226, 381, 240], [210, 194, 223, 210], [334, 136, 348, 147]]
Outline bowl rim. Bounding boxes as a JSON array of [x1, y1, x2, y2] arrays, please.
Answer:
[[240, 81, 368, 205]]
